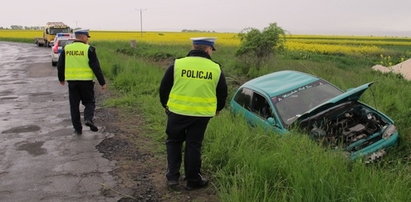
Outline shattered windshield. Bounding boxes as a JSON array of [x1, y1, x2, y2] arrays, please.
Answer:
[[272, 80, 343, 126]]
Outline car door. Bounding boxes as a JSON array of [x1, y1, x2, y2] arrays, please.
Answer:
[[248, 92, 283, 132], [231, 87, 283, 133]]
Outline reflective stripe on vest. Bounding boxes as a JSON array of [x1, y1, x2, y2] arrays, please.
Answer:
[[64, 42, 94, 80], [167, 56, 221, 117]]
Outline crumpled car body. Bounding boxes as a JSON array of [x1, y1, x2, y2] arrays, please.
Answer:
[[230, 70, 399, 160]]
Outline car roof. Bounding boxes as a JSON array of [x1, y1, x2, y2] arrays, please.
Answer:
[[241, 70, 320, 97], [57, 38, 75, 41], [56, 38, 75, 43]]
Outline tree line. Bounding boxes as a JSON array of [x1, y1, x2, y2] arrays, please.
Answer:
[[181, 29, 216, 33], [0, 25, 43, 30]]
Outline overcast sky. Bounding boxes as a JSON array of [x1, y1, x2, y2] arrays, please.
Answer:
[[2, 0, 411, 36]]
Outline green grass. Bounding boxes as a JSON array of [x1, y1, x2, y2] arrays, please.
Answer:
[[89, 39, 411, 201], [207, 113, 411, 202], [4, 38, 410, 201]]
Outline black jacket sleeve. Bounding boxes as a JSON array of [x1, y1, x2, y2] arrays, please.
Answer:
[[57, 50, 65, 82], [88, 46, 106, 86], [216, 71, 228, 111], [159, 64, 174, 108]]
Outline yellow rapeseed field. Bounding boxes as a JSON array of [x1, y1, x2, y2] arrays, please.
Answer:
[[0, 30, 240, 45], [89, 31, 240, 46], [1, 29, 409, 56], [286, 41, 383, 55], [0, 30, 42, 39]]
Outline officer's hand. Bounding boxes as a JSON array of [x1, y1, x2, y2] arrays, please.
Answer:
[[59, 81, 65, 86], [101, 84, 107, 90], [165, 107, 170, 115]]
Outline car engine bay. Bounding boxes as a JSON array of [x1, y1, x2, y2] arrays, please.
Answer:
[[299, 102, 389, 152]]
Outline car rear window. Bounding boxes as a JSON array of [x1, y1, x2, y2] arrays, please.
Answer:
[[58, 40, 74, 47]]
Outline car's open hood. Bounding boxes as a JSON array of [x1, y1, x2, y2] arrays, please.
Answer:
[[297, 82, 374, 121]]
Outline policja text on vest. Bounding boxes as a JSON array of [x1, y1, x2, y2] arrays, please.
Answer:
[[181, 69, 213, 80]]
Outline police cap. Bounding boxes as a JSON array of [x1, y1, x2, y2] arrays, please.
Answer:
[[191, 37, 216, 51], [74, 29, 90, 38]]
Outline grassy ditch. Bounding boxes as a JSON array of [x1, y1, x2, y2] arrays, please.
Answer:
[[93, 40, 411, 201]]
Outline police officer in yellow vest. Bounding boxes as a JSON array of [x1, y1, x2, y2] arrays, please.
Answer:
[[159, 37, 228, 190], [57, 29, 106, 135]]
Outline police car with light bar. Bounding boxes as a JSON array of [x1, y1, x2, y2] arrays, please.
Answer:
[[51, 33, 75, 66]]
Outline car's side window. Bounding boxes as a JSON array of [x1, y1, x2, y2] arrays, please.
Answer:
[[234, 88, 253, 110], [251, 93, 272, 119]]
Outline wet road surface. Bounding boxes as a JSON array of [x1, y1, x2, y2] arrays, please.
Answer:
[[0, 42, 119, 201]]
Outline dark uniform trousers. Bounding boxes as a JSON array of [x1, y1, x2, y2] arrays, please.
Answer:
[[68, 81, 95, 131], [166, 112, 210, 182]]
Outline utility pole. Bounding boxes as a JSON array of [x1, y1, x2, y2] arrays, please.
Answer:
[[138, 8, 147, 37]]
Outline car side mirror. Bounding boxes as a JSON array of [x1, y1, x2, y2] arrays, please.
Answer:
[[267, 117, 281, 128], [267, 117, 275, 125]]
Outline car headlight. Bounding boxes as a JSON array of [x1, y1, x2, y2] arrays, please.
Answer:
[[382, 124, 397, 139]]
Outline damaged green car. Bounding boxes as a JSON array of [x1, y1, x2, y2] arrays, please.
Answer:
[[230, 70, 399, 160]]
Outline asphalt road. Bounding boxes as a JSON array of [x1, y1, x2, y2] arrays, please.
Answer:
[[0, 42, 119, 201]]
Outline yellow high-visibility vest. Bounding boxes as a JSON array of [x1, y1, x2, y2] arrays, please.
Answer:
[[64, 42, 94, 80], [167, 56, 221, 117]]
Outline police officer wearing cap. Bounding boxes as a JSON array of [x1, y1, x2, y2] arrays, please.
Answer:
[[159, 37, 228, 190], [57, 29, 107, 135]]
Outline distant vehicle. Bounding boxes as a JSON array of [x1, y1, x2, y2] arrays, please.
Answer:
[[53, 32, 74, 44], [35, 22, 71, 47], [230, 70, 399, 161], [51, 38, 74, 66]]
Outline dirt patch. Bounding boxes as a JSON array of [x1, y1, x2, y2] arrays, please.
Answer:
[[95, 107, 160, 201], [372, 59, 411, 80], [94, 88, 219, 202]]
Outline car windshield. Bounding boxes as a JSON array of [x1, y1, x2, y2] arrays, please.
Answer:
[[49, 28, 71, 35], [272, 80, 343, 126]]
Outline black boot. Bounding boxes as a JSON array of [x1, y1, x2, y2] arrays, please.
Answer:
[[85, 120, 98, 132], [186, 177, 208, 191]]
